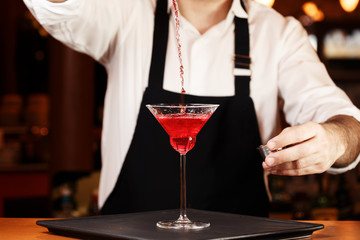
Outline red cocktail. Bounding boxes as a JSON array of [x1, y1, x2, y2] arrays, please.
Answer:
[[147, 104, 218, 230], [155, 113, 211, 154]]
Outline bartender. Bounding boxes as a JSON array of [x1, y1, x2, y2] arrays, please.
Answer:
[[24, 0, 360, 217]]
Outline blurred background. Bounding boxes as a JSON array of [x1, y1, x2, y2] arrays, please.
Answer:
[[0, 0, 359, 220]]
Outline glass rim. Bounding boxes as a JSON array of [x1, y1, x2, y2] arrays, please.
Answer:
[[146, 103, 219, 108]]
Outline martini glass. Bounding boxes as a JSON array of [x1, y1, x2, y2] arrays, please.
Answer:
[[146, 103, 219, 230]]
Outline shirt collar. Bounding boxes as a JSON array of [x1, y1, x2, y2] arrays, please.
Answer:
[[223, 0, 248, 30], [167, 0, 248, 19], [232, 0, 248, 19]]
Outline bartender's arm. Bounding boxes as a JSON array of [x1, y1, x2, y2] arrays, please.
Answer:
[[263, 115, 360, 176]]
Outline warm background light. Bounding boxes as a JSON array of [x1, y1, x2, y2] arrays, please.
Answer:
[[302, 2, 325, 22], [254, 0, 275, 8], [339, 0, 359, 12]]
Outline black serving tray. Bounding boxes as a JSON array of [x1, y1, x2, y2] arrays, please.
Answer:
[[37, 209, 323, 240]]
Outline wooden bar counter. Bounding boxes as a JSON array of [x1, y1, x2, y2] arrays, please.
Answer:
[[1, 218, 359, 239]]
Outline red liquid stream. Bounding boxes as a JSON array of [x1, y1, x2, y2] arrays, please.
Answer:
[[155, 114, 211, 154], [172, 0, 186, 98]]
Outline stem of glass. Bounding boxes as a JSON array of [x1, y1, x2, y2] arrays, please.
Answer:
[[177, 153, 191, 224]]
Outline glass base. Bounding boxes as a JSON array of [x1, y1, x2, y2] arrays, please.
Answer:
[[156, 220, 210, 230]]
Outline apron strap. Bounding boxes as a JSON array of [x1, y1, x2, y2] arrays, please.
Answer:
[[234, 15, 251, 97], [148, 0, 169, 90]]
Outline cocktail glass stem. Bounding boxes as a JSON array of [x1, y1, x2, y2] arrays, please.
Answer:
[[177, 154, 191, 224]]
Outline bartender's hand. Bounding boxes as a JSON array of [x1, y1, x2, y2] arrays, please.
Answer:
[[262, 115, 360, 176]]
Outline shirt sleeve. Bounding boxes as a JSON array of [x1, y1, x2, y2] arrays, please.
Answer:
[[23, 0, 139, 63], [277, 17, 360, 174]]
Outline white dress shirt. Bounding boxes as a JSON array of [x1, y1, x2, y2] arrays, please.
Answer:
[[24, 0, 360, 208]]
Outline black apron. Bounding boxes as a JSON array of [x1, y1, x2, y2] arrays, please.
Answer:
[[101, 0, 269, 217]]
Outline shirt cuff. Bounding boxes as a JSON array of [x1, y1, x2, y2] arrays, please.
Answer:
[[327, 153, 360, 175]]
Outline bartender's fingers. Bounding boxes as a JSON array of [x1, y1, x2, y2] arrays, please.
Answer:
[[264, 153, 330, 175], [266, 155, 318, 171], [266, 145, 335, 175], [264, 136, 318, 168], [267, 138, 316, 164], [266, 122, 319, 151]]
